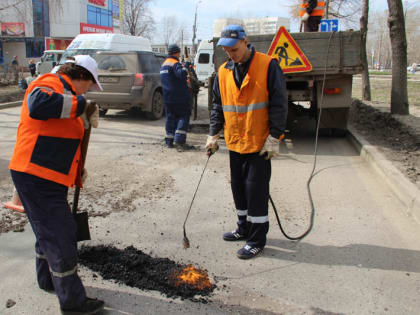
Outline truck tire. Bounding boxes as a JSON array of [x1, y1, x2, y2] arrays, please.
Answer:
[[146, 90, 163, 120]]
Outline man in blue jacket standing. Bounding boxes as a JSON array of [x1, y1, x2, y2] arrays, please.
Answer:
[[160, 44, 192, 152]]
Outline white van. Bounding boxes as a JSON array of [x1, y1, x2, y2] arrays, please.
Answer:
[[36, 50, 64, 75], [194, 40, 214, 86], [53, 33, 152, 71]]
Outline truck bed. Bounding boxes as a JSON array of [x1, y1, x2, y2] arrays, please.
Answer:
[[213, 31, 363, 77]]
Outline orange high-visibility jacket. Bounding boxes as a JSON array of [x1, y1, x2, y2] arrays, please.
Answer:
[[300, 0, 325, 17], [9, 73, 86, 187], [218, 52, 273, 154]]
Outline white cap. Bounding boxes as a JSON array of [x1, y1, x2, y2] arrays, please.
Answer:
[[74, 55, 103, 91]]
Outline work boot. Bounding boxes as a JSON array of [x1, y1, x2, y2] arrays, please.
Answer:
[[175, 143, 196, 152], [237, 244, 263, 259], [174, 143, 184, 152], [61, 297, 104, 315], [223, 229, 247, 241]]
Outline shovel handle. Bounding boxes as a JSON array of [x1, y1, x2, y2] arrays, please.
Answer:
[[72, 102, 96, 214]]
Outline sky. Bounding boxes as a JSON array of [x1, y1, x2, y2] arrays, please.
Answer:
[[149, 0, 418, 44]]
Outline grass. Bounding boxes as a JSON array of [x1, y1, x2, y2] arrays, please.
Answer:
[[352, 76, 420, 106]]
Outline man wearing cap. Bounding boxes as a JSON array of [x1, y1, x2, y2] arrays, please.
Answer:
[[160, 43, 192, 152], [205, 25, 288, 259], [9, 55, 105, 314]]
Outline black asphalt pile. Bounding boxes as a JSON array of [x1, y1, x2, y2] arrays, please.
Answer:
[[78, 245, 216, 301]]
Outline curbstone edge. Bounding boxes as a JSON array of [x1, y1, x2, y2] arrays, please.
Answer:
[[348, 126, 420, 224]]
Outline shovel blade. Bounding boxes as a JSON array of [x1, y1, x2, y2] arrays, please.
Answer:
[[74, 211, 91, 242]]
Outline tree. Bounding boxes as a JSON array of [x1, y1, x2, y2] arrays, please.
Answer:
[[124, 0, 155, 38], [160, 15, 190, 49], [387, 0, 409, 115], [405, 5, 420, 65], [360, 0, 371, 101]]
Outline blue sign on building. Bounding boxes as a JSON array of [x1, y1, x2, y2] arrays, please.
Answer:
[[320, 19, 339, 32]]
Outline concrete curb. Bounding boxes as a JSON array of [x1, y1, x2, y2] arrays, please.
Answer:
[[348, 126, 420, 223], [0, 100, 22, 110]]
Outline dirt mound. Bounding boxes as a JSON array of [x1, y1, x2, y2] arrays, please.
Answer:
[[78, 245, 216, 301], [0, 87, 24, 103], [349, 100, 420, 187], [0, 210, 27, 233]]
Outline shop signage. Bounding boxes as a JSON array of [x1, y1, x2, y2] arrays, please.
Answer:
[[80, 23, 113, 34], [88, 0, 108, 8], [45, 38, 73, 50], [1, 22, 25, 36]]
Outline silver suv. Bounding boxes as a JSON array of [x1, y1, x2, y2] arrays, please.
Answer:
[[87, 51, 165, 120]]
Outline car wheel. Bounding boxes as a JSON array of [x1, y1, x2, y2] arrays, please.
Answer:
[[146, 90, 163, 120], [99, 108, 108, 117]]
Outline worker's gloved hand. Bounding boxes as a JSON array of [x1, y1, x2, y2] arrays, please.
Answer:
[[184, 61, 191, 69], [81, 168, 88, 185], [259, 134, 284, 160], [301, 12, 310, 22], [81, 100, 99, 129], [205, 134, 220, 155]]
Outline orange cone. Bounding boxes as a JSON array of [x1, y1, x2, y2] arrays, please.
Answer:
[[3, 188, 25, 213]]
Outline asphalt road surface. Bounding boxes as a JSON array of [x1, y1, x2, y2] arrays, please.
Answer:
[[1, 92, 420, 315]]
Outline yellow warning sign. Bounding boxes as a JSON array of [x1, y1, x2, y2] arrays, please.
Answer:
[[267, 26, 312, 73]]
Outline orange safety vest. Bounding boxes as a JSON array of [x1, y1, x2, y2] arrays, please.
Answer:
[[9, 73, 85, 187], [218, 52, 273, 154], [300, 1, 325, 17]]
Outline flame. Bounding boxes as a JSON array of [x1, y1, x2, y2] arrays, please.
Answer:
[[172, 265, 212, 290]]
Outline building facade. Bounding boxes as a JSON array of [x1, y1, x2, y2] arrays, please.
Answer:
[[213, 17, 290, 38], [0, 0, 124, 66]]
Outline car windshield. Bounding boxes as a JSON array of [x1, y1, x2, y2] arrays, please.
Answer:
[[58, 49, 103, 65]]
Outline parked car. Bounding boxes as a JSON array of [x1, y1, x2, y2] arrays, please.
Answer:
[[407, 63, 420, 73], [36, 50, 64, 75], [86, 51, 165, 120]]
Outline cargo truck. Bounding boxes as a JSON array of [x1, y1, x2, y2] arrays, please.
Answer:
[[209, 30, 363, 135]]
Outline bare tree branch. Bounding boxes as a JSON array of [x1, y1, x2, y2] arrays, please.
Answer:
[[124, 0, 155, 38]]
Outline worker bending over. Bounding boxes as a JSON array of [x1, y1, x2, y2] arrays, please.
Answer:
[[9, 55, 104, 315]]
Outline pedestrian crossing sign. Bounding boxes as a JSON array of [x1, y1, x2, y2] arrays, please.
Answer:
[[267, 26, 312, 73]]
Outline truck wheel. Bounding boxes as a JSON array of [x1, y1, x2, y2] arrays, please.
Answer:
[[99, 108, 108, 117], [146, 90, 163, 120]]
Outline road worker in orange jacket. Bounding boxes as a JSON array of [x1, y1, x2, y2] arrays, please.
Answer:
[[205, 25, 288, 259], [9, 55, 105, 315], [300, 0, 325, 32]]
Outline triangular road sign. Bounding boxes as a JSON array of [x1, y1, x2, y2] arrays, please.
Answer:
[[267, 26, 312, 73]]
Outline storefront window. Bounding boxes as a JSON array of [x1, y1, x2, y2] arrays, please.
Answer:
[[25, 38, 44, 58], [87, 5, 112, 27]]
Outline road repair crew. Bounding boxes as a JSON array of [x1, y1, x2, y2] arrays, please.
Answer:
[[300, 0, 325, 32], [205, 25, 288, 259], [8, 55, 105, 315], [160, 43, 193, 152]]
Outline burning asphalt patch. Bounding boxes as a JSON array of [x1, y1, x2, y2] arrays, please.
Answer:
[[78, 245, 216, 302]]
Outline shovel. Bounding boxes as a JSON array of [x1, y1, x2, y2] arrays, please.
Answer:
[[72, 103, 96, 242]]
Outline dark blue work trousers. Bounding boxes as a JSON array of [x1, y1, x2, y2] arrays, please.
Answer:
[[165, 102, 191, 145], [229, 151, 271, 248], [10, 170, 86, 310]]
